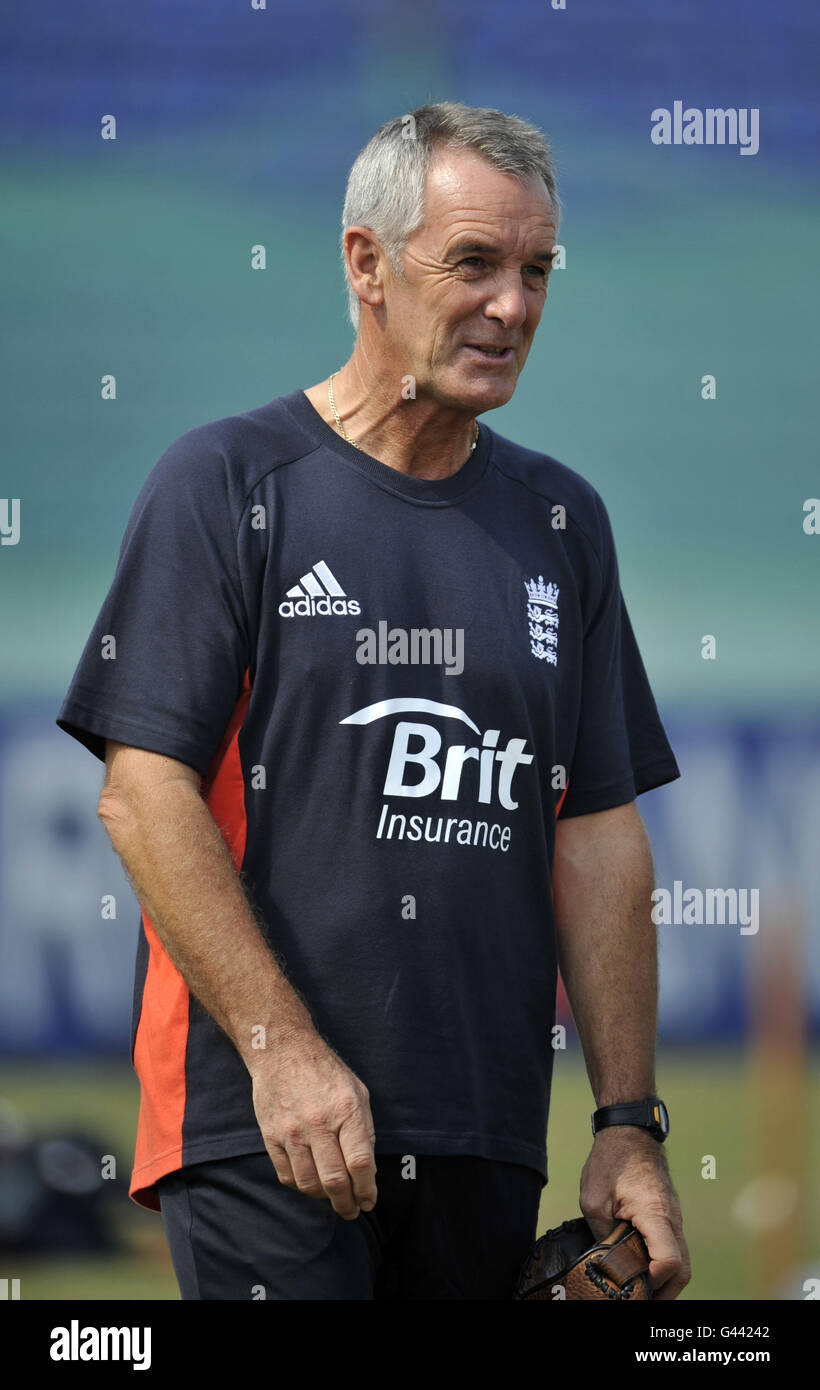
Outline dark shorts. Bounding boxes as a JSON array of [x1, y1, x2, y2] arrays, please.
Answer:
[[156, 1150, 544, 1300]]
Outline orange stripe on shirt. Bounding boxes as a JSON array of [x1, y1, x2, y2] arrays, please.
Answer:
[[129, 668, 252, 1211]]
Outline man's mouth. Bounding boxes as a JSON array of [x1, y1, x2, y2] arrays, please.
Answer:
[[464, 345, 514, 361]]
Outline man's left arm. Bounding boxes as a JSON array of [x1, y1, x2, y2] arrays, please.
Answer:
[[552, 799, 691, 1299]]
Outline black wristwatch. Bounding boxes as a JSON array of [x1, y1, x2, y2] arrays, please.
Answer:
[[591, 1095, 670, 1144]]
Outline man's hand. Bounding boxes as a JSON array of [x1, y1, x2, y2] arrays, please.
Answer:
[[579, 1127, 691, 1299], [250, 1033, 378, 1221]]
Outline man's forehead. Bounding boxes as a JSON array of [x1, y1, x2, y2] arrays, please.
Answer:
[[420, 148, 556, 242]]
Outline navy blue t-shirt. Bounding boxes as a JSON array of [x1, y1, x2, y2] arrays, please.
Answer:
[[56, 388, 680, 1211]]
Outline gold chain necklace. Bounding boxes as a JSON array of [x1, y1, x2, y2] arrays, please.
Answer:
[[327, 373, 479, 458]]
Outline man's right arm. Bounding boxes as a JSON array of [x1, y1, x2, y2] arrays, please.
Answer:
[[97, 739, 377, 1220]]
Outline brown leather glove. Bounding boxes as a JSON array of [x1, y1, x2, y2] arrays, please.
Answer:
[[513, 1216, 652, 1300]]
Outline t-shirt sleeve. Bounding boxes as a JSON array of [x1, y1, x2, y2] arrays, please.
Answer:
[[56, 432, 250, 780], [558, 487, 680, 819]]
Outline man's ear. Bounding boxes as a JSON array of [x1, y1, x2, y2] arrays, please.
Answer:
[[344, 226, 387, 313]]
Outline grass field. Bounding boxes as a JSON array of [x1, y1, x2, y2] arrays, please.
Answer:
[[1, 1048, 817, 1300]]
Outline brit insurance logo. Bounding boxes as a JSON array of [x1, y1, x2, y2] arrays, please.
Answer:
[[340, 696, 533, 854], [525, 575, 559, 665], [279, 560, 361, 618]]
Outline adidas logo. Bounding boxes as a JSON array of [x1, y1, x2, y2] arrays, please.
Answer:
[[278, 560, 361, 618]]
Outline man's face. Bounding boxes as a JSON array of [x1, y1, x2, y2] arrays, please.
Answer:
[[381, 147, 558, 413]]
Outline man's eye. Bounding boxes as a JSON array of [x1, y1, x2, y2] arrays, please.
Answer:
[[458, 258, 547, 278]]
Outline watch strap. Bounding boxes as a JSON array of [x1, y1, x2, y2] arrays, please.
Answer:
[[592, 1096, 668, 1142]]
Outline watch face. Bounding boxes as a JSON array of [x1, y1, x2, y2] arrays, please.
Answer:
[[651, 1099, 670, 1136]]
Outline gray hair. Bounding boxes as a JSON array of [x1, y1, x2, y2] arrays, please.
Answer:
[[340, 101, 562, 331]]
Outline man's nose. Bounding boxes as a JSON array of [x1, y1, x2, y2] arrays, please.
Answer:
[[482, 273, 528, 328]]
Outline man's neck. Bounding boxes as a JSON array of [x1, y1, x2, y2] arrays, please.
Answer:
[[302, 354, 478, 482]]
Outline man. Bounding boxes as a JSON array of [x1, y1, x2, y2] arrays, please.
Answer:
[[57, 101, 690, 1300]]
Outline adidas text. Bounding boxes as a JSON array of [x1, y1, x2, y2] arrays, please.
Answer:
[[279, 559, 360, 618], [279, 595, 361, 618]]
